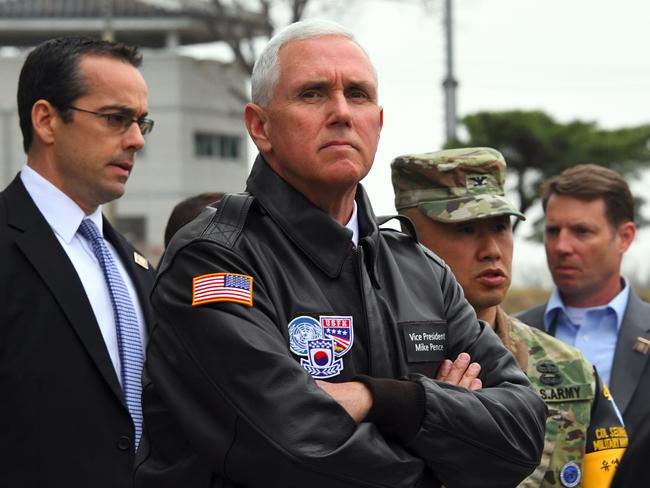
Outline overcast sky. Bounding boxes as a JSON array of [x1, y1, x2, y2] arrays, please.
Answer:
[[342, 0, 650, 287], [187, 0, 650, 286]]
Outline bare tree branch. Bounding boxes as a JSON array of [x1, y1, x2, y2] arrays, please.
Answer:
[[291, 0, 309, 22], [181, 0, 435, 101]]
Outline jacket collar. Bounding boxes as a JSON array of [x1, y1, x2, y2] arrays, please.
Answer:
[[245, 155, 381, 279], [611, 288, 650, 413], [494, 306, 529, 370]]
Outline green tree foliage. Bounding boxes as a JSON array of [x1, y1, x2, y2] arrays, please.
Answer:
[[447, 110, 650, 236]]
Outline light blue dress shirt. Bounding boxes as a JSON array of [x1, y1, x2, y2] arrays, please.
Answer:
[[543, 280, 630, 388]]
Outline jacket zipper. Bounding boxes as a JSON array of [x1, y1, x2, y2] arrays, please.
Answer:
[[354, 245, 373, 375]]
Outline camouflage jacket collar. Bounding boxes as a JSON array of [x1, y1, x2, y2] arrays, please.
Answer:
[[494, 306, 530, 370]]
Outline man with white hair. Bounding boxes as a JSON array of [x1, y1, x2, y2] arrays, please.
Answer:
[[135, 20, 546, 488]]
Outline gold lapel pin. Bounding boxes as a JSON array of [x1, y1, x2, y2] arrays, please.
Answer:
[[133, 252, 149, 270], [633, 337, 650, 355]]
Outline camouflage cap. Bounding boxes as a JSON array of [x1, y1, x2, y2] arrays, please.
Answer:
[[391, 147, 525, 223]]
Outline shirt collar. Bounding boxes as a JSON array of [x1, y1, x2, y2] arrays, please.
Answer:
[[20, 164, 104, 242], [245, 155, 379, 279], [544, 278, 630, 331], [609, 278, 631, 330], [345, 200, 359, 246]]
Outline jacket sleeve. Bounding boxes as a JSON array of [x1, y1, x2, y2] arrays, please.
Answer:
[[138, 239, 428, 488], [394, 257, 546, 488]]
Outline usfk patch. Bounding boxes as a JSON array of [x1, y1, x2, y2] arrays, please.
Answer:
[[288, 315, 354, 378]]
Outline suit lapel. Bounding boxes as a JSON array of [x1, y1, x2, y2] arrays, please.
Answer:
[[520, 304, 546, 332], [5, 177, 126, 406], [103, 219, 154, 334], [610, 290, 650, 414]]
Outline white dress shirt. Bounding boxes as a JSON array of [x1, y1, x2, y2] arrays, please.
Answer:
[[21, 164, 147, 384], [345, 200, 359, 246]]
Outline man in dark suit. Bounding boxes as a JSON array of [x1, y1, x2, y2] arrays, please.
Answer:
[[518, 164, 650, 433], [0, 37, 155, 487], [611, 410, 650, 487]]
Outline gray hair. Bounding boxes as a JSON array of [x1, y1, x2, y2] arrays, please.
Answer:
[[251, 19, 377, 106]]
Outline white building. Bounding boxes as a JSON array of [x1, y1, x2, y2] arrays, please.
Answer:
[[0, 0, 263, 262]]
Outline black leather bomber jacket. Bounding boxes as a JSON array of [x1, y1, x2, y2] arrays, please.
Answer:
[[135, 156, 546, 488]]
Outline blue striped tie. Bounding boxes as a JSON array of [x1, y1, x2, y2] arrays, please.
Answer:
[[78, 219, 144, 448]]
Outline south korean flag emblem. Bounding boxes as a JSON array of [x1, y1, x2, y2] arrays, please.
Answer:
[[300, 338, 343, 378], [288, 315, 353, 378]]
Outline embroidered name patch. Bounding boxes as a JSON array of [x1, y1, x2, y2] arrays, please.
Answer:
[[401, 322, 447, 363], [288, 315, 354, 379], [538, 384, 591, 402], [192, 272, 253, 307]]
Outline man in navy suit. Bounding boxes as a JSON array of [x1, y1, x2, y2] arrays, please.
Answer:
[[518, 164, 650, 433], [0, 37, 155, 487]]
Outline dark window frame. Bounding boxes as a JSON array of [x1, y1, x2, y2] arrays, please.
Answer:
[[194, 132, 242, 160]]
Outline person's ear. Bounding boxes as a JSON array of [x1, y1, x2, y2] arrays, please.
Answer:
[[31, 99, 59, 145], [245, 103, 272, 153], [617, 221, 636, 254]]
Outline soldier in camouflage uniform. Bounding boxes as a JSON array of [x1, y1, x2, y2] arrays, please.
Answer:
[[391, 147, 628, 488]]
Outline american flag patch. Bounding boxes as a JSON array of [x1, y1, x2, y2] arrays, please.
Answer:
[[192, 272, 254, 307]]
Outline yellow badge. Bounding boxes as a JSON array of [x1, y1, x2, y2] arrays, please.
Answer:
[[133, 252, 149, 270], [583, 448, 625, 487], [602, 383, 612, 402], [584, 425, 628, 487]]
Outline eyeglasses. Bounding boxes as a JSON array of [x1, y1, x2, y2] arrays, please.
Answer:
[[65, 105, 154, 135]]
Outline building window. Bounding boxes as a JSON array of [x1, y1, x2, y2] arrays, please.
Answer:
[[194, 132, 241, 159]]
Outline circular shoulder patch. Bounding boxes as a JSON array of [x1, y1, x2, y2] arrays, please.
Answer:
[[288, 316, 321, 356], [560, 461, 581, 488]]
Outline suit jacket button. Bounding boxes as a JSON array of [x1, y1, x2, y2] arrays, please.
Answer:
[[117, 436, 131, 451]]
